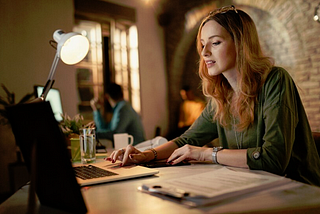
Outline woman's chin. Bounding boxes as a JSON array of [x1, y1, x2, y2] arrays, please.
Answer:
[[208, 70, 220, 76]]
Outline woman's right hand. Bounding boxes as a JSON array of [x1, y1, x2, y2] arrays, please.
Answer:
[[106, 145, 152, 166]]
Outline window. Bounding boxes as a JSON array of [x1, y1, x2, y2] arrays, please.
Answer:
[[73, 20, 104, 120], [113, 24, 141, 113], [73, 19, 141, 120]]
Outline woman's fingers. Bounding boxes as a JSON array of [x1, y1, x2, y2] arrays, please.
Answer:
[[107, 148, 125, 163], [105, 144, 144, 166], [122, 145, 137, 165], [167, 145, 190, 164], [167, 144, 208, 165]]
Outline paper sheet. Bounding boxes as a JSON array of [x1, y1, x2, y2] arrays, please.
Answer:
[[144, 167, 286, 198]]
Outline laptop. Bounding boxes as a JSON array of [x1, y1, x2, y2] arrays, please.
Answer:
[[33, 85, 64, 122], [6, 101, 159, 213]]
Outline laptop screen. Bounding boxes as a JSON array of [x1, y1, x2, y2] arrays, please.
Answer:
[[6, 101, 87, 213], [34, 85, 63, 122]]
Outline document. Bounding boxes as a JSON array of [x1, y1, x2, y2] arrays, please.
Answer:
[[139, 167, 290, 207]]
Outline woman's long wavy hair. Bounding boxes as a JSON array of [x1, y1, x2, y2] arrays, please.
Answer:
[[197, 8, 274, 131]]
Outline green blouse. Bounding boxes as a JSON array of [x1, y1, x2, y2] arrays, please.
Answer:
[[173, 67, 320, 186]]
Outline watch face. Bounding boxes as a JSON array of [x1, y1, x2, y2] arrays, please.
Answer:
[[213, 146, 223, 152]]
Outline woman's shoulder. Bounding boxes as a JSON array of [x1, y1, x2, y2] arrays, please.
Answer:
[[261, 66, 297, 103], [266, 66, 292, 82], [263, 66, 295, 89]]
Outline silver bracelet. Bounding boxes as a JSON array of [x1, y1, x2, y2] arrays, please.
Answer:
[[212, 147, 223, 164]]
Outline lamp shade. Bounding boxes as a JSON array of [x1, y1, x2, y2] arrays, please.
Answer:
[[53, 29, 89, 65]]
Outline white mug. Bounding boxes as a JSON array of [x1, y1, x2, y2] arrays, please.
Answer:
[[113, 133, 134, 150]]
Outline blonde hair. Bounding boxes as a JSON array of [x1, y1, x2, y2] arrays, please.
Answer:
[[197, 7, 274, 130]]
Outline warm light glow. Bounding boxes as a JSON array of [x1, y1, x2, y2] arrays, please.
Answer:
[[53, 30, 90, 65], [142, 0, 154, 5], [60, 35, 90, 65], [128, 25, 140, 112], [130, 49, 139, 69], [129, 26, 138, 48], [73, 20, 103, 102], [121, 31, 128, 66]]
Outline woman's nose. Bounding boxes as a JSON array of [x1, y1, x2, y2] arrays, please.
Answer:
[[201, 44, 211, 57]]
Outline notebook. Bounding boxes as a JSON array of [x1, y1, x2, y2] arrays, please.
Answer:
[[6, 101, 159, 213]]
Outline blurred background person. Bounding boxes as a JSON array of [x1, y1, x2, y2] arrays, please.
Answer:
[[90, 83, 145, 146], [166, 85, 205, 140], [178, 85, 206, 131]]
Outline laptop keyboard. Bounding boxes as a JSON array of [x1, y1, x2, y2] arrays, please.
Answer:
[[74, 165, 118, 180]]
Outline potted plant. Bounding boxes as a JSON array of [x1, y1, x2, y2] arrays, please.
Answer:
[[59, 113, 84, 162]]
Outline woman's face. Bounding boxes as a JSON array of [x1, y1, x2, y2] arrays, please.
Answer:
[[200, 20, 237, 77]]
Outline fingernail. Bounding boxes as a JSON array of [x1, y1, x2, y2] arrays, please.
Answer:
[[119, 163, 123, 167], [106, 158, 111, 161], [112, 160, 115, 163]]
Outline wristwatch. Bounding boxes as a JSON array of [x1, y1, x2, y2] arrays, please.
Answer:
[[212, 147, 223, 164]]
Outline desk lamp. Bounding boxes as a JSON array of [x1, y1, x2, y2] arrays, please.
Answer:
[[38, 29, 89, 101], [27, 30, 89, 213]]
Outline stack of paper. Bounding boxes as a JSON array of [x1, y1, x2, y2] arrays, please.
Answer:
[[139, 167, 291, 207]]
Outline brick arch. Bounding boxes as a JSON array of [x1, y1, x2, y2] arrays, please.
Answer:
[[165, 0, 320, 132], [166, 1, 217, 132], [172, 1, 300, 98], [234, 0, 320, 131], [237, 5, 297, 74], [168, 26, 201, 131], [235, 0, 305, 77]]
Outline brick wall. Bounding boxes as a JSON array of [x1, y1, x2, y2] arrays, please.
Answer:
[[158, 0, 320, 132]]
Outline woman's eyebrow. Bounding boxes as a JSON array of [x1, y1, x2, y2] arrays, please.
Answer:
[[201, 35, 222, 42]]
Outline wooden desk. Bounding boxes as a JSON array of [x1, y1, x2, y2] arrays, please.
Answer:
[[1, 163, 320, 214]]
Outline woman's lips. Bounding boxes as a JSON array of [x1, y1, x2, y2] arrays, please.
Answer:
[[206, 60, 216, 68]]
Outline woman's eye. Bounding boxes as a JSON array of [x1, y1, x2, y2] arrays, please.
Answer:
[[212, 41, 221, 46]]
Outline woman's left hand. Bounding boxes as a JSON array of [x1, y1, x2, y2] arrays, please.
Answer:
[[167, 144, 212, 165]]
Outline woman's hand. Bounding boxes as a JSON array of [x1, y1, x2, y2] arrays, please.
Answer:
[[106, 145, 153, 166], [167, 144, 212, 165]]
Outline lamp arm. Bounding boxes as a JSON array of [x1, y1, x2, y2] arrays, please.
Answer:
[[40, 79, 55, 100], [47, 52, 60, 81], [40, 52, 59, 100]]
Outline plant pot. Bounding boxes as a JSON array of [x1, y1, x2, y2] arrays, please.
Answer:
[[70, 138, 81, 162], [66, 133, 81, 162]]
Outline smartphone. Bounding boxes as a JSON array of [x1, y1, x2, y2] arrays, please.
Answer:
[[140, 160, 191, 168]]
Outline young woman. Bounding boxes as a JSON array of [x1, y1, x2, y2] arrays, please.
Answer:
[[108, 5, 320, 186]]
